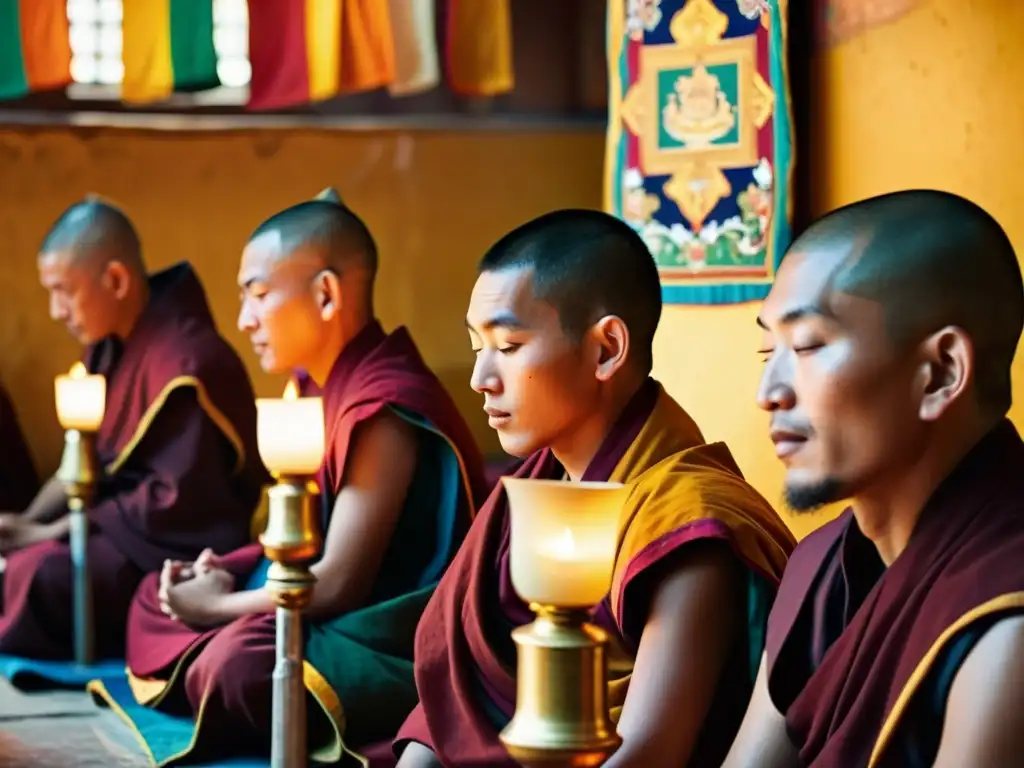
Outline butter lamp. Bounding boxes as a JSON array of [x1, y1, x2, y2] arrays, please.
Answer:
[[256, 379, 325, 768], [499, 478, 629, 767], [54, 362, 105, 666]]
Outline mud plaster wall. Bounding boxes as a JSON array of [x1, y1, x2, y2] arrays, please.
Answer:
[[0, 128, 605, 476]]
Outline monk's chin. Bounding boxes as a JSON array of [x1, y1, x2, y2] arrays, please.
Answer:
[[495, 433, 537, 459], [784, 477, 845, 513]]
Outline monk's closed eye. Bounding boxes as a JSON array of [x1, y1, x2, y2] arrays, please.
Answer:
[[498, 345, 520, 355], [757, 348, 774, 363], [793, 343, 824, 355]]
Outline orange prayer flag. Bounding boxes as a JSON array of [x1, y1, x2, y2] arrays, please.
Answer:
[[16, 0, 70, 92], [446, 0, 514, 97], [338, 0, 396, 94]]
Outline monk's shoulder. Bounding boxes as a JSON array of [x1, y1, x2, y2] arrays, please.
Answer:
[[142, 320, 248, 389], [628, 441, 779, 522]]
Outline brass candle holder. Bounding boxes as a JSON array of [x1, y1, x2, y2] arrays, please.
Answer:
[[255, 381, 326, 768], [259, 475, 321, 768], [56, 428, 99, 667], [499, 479, 630, 768], [500, 605, 620, 767]]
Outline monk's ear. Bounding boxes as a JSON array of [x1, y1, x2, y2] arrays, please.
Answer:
[[916, 325, 973, 421], [313, 269, 343, 321], [101, 260, 133, 301], [590, 315, 630, 382]]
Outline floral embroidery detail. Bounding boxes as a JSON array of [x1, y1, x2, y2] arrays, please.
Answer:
[[627, 0, 665, 41], [737, 0, 770, 20], [632, 157, 775, 272]]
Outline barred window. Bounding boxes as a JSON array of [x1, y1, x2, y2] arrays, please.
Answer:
[[66, 0, 250, 99]]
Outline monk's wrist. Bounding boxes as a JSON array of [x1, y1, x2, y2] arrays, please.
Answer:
[[41, 516, 71, 542], [217, 587, 273, 620]]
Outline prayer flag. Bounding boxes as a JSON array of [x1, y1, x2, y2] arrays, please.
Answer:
[[0, 0, 71, 101], [446, 0, 514, 96], [122, 0, 220, 104], [387, 0, 440, 96], [247, 0, 396, 111]]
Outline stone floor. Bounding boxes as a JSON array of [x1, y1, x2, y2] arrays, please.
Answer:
[[0, 677, 150, 766]]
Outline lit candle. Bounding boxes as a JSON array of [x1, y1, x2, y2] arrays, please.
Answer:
[[505, 479, 629, 608], [54, 362, 106, 431], [256, 379, 325, 476]]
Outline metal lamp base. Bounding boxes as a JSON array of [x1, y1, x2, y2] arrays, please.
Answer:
[[499, 606, 621, 768], [259, 475, 321, 768], [56, 429, 98, 667]]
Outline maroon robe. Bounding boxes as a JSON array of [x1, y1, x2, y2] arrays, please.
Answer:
[[0, 383, 40, 511], [765, 420, 1024, 767], [0, 262, 267, 659], [122, 320, 488, 761], [396, 380, 796, 767]]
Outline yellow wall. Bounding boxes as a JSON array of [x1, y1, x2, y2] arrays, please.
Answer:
[[654, 0, 1024, 538], [1, 0, 1020, 539], [0, 129, 605, 475]]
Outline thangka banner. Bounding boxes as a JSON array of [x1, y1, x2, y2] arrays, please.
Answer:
[[604, 0, 794, 305]]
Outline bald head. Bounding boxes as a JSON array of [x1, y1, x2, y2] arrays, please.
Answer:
[[40, 197, 143, 272], [249, 197, 377, 283], [479, 209, 662, 373], [799, 189, 1022, 412]]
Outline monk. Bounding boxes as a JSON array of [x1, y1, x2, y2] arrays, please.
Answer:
[[723, 190, 1024, 767], [0, 383, 40, 512], [394, 209, 797, 768], [114, 191, 488, 764], [0, 198, 265, 660]]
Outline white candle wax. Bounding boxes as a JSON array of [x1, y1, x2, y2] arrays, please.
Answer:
[[256, 380, 325, 476], [54, 362, 106, 431]]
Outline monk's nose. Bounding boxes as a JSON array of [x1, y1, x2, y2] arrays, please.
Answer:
[[49, 295, 67, 323], [237, 303, 256, 333], [756, 374, 796, 412], [470, 354, 500, 395]]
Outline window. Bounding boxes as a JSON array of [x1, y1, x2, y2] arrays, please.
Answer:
[[66, 0, 250, 103]]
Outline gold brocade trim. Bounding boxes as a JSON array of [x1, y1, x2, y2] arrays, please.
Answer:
[[663, 162, 733, 232], [126, 669, 168, 706], [752, 70, 775, 128], [868, 592, 1024, 767], [669, 0, 729, 49], [620, 81, 645, 138], [106, 375, 245, 476], [88, 677, 213, 767]]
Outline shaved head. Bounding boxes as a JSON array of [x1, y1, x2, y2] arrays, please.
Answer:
[[478, 209, 661, 373], [758, 189, 1022, 514], [249, 193, 377, 282], [805, 189, 1022, 412], [237, 191, 379, 381], [37, 197, 147, 344], [40, 197, 143, 273]]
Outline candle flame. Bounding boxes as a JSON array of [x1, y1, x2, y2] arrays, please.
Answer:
[[282, 379, 299, 401], [69, 362, 87, 379], [553, 527, 576, 557]]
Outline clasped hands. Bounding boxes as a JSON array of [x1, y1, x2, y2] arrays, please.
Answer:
[[159, 548, 236, 629]]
